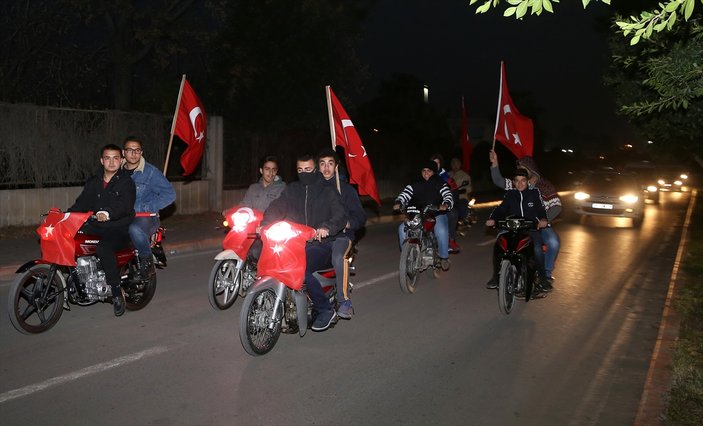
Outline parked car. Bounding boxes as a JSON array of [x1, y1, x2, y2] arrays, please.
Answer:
[[574, 170, 645, 227]]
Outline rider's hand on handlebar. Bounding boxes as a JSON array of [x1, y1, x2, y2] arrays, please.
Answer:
[[393, 203, 401, 211], [314, 227, 330, 241], [439, 203, 449, 212], [96, 212, 109, 222], [485, 219, 495, 227]]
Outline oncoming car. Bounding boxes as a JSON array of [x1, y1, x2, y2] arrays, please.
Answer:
[[623, 161, 660, 204], [657, 165, 690, 192], [574, 171, 645, 227]]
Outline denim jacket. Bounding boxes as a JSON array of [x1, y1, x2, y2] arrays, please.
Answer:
[[127, 157, 176, 213]]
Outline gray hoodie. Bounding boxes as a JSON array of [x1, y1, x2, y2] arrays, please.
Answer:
[[240, 177, 286, 212]]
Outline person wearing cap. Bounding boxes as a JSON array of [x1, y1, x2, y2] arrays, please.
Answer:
[[393, 160, 454, 271], [485, 168, 549, 292], [489, 150, 561, 291]]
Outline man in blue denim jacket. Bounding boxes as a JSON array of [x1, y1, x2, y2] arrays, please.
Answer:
[[122, 137, 176, 278]]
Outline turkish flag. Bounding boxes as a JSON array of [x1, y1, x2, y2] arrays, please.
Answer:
[[494, 62, 534, 159], [257, 221, 316, 291], [460, 97, 473, 173], [37, 209, 91, 266], [174, 78, 207, 176], [326, 86, 381, 205]]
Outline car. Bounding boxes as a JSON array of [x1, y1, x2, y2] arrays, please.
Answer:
[[574, 170, 645, 227], [623, 161, 660, 204], [656, 165, 690, 192]]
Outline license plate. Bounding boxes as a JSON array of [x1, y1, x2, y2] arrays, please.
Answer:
[[592, 203, 613, 209]]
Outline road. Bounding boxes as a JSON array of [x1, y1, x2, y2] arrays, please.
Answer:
[[0, 191, 691, 426]]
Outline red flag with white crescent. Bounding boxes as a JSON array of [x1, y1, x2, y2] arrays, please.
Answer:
[[326, 86, 381, 205], [494, 62, 534, 159], [174, 78, 207, 176], [37, 209, 91, 266]]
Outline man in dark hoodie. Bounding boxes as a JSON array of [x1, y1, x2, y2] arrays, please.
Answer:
[[68, 144, 136, 317], [317, 148, 366, 320], [263, 154, 348, 331], [489, 150, 561, 291]]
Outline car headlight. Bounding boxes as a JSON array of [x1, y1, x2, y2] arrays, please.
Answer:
[[680, 174, 688, 180], [619, 194, 639, 203], [574, 192, 590, 200], [674, 180, 683, 186], [657, 179, 665, 185], [646, 185, 658, 192]]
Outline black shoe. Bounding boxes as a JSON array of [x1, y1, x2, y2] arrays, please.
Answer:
[[113, 289, 126, 317], [486, 278, 498, 289], [138, 256, 155, 280], [539, 278, 553, 292]]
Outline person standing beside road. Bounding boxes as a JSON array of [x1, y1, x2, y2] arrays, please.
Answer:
[[69, 144, 136, 317], [489, 150, 561, 291], [263, 154, 348, 331], [317, 148, 366, 320], [122, 137, 176, 279], [393, 160, 454, 271], [240, 156, 286, 212]]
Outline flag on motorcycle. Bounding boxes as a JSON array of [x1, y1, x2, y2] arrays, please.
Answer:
[[493, 62, 534, 159], [172, 76, 207, 176], [460, 96, 472, 173], [326, 86, 381, 205], [37, 209, 91, 266], [257, 221, 316, 291]]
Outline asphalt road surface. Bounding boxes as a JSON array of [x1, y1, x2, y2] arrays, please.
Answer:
[[0, 192, 690, 426]]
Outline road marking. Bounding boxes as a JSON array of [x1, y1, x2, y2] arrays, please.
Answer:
[[477, 238, 495, 246], [354, 271, 398, 289], [0, 345, 170, 404]]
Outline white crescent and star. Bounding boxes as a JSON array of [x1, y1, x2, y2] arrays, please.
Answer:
[[188, 107, 205, 143], [340, 118, 368, 158], [501, 104, 522, 146]]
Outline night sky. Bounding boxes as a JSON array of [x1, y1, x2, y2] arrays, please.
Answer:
[[358, 0, 637, 152]]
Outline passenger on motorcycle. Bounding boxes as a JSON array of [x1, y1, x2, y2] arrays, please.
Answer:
[[68, 143, 136, 316], [263, 154, 348, 331], [393, 160, 454, 271], [317, 148, 367, 320], [240, 155, 286, 212], [122, 137, 175, 279], [485, 169, 549, 291], [431, 154, 461, 254]]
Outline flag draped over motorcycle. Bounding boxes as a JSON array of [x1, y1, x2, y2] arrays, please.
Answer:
[[326, 86, 381, 205], [37, 209, 91, 266], [257, 221, 316, 291], [165, 75, 207, 176], [493, 62, 534, 159]]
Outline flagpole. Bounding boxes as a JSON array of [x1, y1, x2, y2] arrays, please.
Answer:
[[325, 85, 342, 193], [492, 61, 504, 152], [163, 74, 186, 176]]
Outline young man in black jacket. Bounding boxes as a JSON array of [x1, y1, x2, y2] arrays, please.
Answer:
[[69, 144, 136, 316], [485, 169, 548, 290], [317, 148, 366, 320], [263, 154, 348, 331]]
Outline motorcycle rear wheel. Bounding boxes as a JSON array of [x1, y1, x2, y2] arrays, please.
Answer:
[[208, 259, 242, 310], [498, 260, 517, 315], [124, 264, 157, 311], [8, 264, 65, 334], [399, 243, 421, 294], [239, 288, 282, 356]]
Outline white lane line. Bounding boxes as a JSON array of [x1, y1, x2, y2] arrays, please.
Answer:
[[354, 271, 398, 289], [0, 345, 170, 404], [477, 238, 495, 246]]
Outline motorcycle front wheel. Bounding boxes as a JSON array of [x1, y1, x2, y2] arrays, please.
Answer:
[[8, 264, 65, 334], [208, 259, 242, 310], [124, 263, 157, 311], [239, 288, 282, 356], [498, 260, 517, 315], [399, 243, 421, 294]]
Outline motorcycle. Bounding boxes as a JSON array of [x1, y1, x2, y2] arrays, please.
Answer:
[[7, 208, 163, 334], [208, 206, 263, 310], [398, 205, 442, 294], [238, 220, 345, 356], [493, 217, 542, 314]]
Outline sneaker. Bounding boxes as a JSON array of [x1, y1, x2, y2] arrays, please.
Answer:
[[113, 289, 126, 317], [486, 278, 498, 289], [337, 300, 354, 320], [448, 239, 461, 254], [311, 309, 337, 331], [440, 258, 450, 271], [138, 256, 155, 280], [539, 278, 554, 293]]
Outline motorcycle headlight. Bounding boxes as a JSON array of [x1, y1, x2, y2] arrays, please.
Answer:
[[265, 221, 298, 243], [407, 215, 422, 229], [231, 207, 255, 231], [468, 198, 476, 206], [574, 192, 590, 200], [619, 194, 639, 203]]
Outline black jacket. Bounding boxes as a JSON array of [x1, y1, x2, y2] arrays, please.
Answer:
[[321, 176, 366, 241], [395, 174, 454, 209], [489, 188, 547, 222], [68, 168, 136, 229], [263, 172, 347, 241]]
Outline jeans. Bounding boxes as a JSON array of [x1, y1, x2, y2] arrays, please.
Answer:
[[305, 242, 334, 313], [530, 229, 546, 279], [541, 227, 560, 277], [129, 216, 160, 259], [331, 237, 353, 303], [398, 213, 449, 259], [447, 208, 458, 240], [80, 222, 131, 290]]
